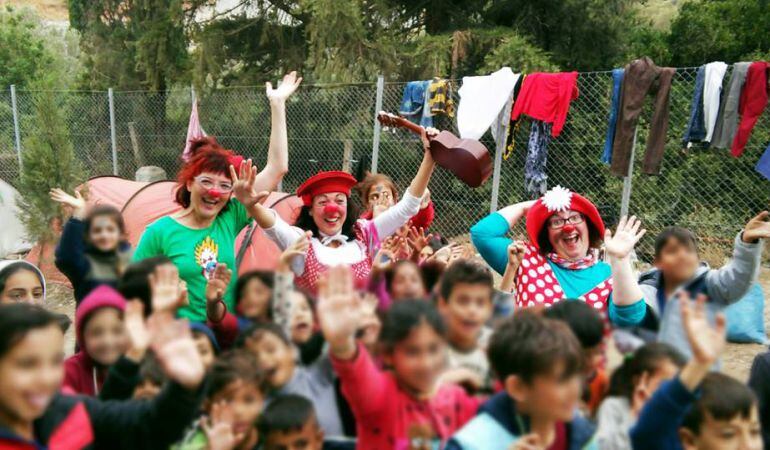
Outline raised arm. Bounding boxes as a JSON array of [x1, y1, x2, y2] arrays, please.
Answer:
[[470, 201, 535, 275], [251, 71, 301, 193], [604, 216, 646, 308]]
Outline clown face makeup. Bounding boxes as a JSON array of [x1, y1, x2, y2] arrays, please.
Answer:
[[367, 182, 395, 211], [546, 210, 590, 260], [309, 193, 347, 236], [185, 172, 233, 220]]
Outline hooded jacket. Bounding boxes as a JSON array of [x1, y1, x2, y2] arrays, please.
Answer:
[[55, 217, 132, 305], [0, 260, 46, 299], [64, 285, 127, 396], [446, 392, 597, 450], [636, 232, 762, 359]]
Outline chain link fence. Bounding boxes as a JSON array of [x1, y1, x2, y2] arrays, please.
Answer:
[[2, 67, 768, 262]]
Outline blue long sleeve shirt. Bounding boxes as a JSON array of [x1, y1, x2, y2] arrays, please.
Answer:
[[630, 376, 697, 450], [470, 212, 646, 326]]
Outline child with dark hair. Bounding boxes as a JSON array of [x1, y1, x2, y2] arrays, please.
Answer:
[[132, 353, 166, 400], [447, 310, 594, 450], [0, 302, 205, 449], [64, 285, 128, 396], [0, 260, 46, 304], [51, 188, 133, 304], [190, 322, 219, 371], [173, 350, 265, 450], [384, 260, 427, 303], [544, 300, 607, 414], [319, 266, 480, 449], [637, 212, 768, 359], [238, 321, 350, 444], [117, 256, 175, 315], [235, 270, 274, 326], [258, 394, 325, 450], [749, 349, 770, 445], [437, 260, 495, 394], [595, 343, 685, 450], [631, 292, 762, 450]]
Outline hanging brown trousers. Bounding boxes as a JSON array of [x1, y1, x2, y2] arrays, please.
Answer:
[[611, 57, 676, 177]]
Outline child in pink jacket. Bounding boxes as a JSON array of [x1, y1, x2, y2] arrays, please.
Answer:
[[318, 266, 481, 450]]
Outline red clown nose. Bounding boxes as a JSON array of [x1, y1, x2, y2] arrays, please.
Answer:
[[323, 204, 342, 216], [206, 188, 223, 199], [562, 224, 576, 234]]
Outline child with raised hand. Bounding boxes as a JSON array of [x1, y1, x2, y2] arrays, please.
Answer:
[[630, 291, 762, 450], [595, 343, 685, 450], [258, 394, 325, 450], [319, 265, 480, 449], [51, 188, 132, 304], [172, 350, 265, 450], [446, 310, 594, 450], [0, 301, 205, 449]]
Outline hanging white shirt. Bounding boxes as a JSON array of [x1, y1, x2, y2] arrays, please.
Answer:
[[703, 61, 728, 142], [263, 192, 422, 273], [457, 67, 520, 140]]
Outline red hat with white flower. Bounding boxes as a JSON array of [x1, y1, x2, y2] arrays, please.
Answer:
[[296, 171, 358, 206], [526, 186, 605, 250]]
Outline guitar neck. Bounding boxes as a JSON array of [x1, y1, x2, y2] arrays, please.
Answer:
[[396, 119, 424, 136]]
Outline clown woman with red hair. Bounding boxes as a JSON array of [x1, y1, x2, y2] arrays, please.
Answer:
[[132, 72, 302, 322]]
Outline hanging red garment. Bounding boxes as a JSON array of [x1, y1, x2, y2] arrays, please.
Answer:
[[731, 61, 770, 157], [510, 72, 579, 137]]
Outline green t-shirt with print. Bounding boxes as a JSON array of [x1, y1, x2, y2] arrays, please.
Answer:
[[132, 199, 251, 321]]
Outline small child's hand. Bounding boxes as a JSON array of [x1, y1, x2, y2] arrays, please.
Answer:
[[205, 263, 232, 303], [149, 265, 186, 314], [50, 188, 87, 219], [149, 314, 205, 391], [317, 265, 361, 360], [742, 210, 770, 243], [278, 231, 311, 271], [680, 291, 726, 366], [507, 241, 526, 269], [407, 226, 433, 256], [201, 401, 242, 450], [124, 300, 150, 362]]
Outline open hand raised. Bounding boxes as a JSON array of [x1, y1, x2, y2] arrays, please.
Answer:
[[604, 215, 646, 259], [49, 188, 87, 219], [317, 265, 360, 360], [743, 210, 770, 243], [266, 71, 302, 104]]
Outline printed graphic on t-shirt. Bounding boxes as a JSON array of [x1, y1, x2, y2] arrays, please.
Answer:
[[396, 423, 440, 450], [194, 236, 219, 279]]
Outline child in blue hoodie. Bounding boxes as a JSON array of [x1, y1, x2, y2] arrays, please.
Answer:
[[630, 291, 762, 450], [447, 310, 596, 450]]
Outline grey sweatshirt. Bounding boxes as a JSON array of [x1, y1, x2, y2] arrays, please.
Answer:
[[639, 232, 763, 359]]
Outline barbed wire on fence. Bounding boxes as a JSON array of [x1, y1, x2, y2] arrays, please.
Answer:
[[2, 66, 768, 262]]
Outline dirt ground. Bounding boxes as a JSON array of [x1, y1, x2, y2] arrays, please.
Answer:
[[45, 266, 770, 380]]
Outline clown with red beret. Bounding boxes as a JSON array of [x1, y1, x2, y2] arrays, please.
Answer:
[[247, 129, 439, 293], [471, 186, 648, 326]]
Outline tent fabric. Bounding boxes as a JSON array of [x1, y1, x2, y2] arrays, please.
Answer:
[[0, 178, 31, 258]]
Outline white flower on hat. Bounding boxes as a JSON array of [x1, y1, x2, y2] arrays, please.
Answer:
[[541, 185, 573, 212]]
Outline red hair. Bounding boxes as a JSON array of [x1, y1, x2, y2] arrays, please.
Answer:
[[175, 137, 243, 208]]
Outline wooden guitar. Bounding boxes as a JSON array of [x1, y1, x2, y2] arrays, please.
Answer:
[[377, 111, 493, 188]]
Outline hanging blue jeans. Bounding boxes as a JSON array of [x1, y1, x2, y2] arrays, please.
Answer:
[[602, 68, 625, 164], [525, 120, 552, 196], [756, 142, 770, 181], [682, 66, 707, 144], [399, 80, 433, 127]]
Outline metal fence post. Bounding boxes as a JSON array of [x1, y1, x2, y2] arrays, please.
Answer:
[[489, 94, 513, 213], [370, 75, 385, 173], [619, 126, 638, 218], [10, 85, 22, 173], [108, 88, 118, 175]]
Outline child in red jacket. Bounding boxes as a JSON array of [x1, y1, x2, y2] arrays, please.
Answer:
[[64, 285, 128, 396], [318, 265, 481, 450]]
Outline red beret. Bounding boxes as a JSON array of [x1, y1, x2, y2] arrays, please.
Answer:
[[296, 171, 358, 206], [526, 186, 605, 250]]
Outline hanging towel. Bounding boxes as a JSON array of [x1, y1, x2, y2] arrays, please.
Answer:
[[731, 61, 770, 157], [602, 68, 625, 164], [399, 80, 434, 127], [457, 67, 519, 140], [611, 57, 675, 177], [524, 120, 552, 196], [711, 62, 751, 149], [182, 98, 207, 162], [756, 143, 770, 181], [682, 66, 706, 145], [703, 61, 728, 142], [428, 78, 454, 117], [510, 72, 579, 138]]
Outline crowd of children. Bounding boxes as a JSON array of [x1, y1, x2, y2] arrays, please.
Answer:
[[1, 70, 770, 450]]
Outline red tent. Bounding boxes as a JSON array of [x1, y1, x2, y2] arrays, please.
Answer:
[[28, 176, 302, 284]]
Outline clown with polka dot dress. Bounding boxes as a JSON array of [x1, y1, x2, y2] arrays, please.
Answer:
[[470, 186, 648, 327]]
